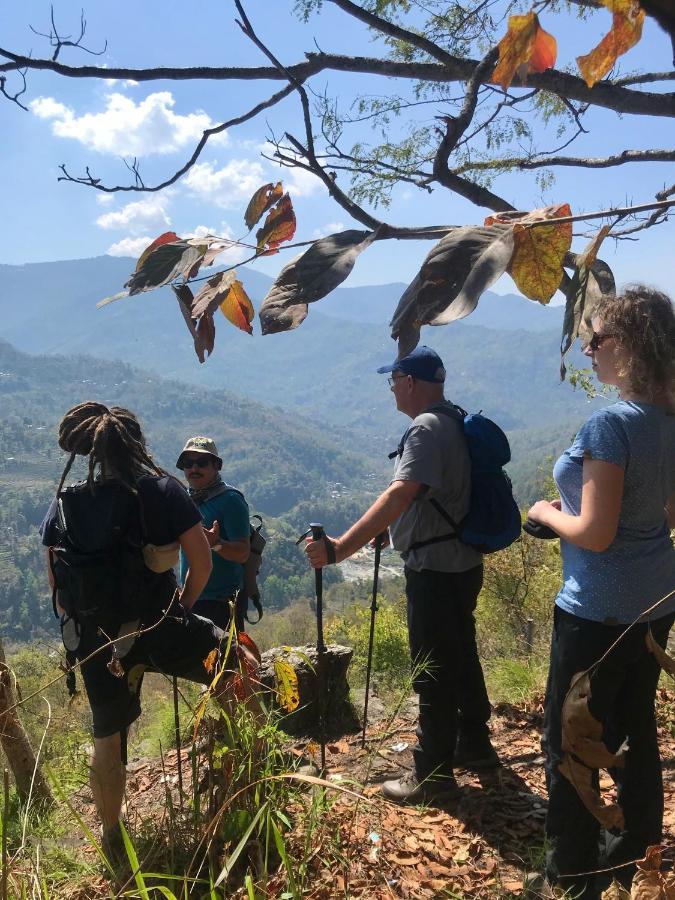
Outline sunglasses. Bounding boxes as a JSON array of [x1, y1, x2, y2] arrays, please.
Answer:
[[387, 374, 408, 388], [180, 456, 213, 470], [587, 331, 613, 352]]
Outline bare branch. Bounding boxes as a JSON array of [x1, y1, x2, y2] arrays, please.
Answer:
[[29, 5, 107, 62], [234, 0, 386, 232], [57, 82, 298, 193], [0, 65, 28, 111], [0, 48, 672, 118]]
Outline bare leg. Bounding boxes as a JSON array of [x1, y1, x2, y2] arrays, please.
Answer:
[[90, 733, 126, 832]]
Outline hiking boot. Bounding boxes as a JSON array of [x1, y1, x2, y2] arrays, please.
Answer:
[[453, 738, 500, 770], [381, 771, 460, 806]]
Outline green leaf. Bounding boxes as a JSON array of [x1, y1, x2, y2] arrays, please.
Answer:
[[214, 802, 268, 888], [124, 241, 204, 296], [274, 658, 300, 712]]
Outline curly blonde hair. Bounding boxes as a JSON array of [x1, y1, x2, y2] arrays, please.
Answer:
[[595, 285, 675, 401]]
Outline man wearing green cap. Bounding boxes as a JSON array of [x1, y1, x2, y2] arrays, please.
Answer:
[[176, 437, 250, 630]]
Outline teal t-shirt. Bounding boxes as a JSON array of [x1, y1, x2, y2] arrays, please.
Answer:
[[179, 488, 250, 600]]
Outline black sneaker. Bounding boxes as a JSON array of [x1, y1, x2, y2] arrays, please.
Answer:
[[453, 740, 500, 770], [381, 771, 460, 805]]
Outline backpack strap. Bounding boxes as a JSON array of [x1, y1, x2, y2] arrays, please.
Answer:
[[392, 402, 467, 552]]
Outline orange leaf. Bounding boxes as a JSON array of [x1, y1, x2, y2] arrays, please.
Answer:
[[576, 1, 645, 87], [492, 12, 556, 90], [529, 22, 557, 72], [244, 181, 284, 231], [256, 194, 296, 255], [219, 279, 254, 335], [508, 203, 573, 303], [203, 649, 218, 675], [134, 231, 180, 273]]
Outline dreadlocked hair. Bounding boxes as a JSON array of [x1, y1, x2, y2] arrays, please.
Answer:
[[595, 286, 675, 402], [56, 402, 167, 494]]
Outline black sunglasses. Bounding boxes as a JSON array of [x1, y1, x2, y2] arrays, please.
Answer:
[[588, 331, 613, 352], [180, 456, 213, 470]]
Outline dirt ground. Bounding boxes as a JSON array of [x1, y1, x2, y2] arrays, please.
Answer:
[[55, 689, 675, 899]]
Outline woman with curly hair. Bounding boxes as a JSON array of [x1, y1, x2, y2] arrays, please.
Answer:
[[527, 286, 675, 898], [41, 402, 220, 861]]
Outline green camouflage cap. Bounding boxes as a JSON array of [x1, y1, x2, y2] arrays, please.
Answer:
[[176, 436, 222, 468]]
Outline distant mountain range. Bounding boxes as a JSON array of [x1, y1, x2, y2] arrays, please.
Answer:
[[1, 255, 596, 501]]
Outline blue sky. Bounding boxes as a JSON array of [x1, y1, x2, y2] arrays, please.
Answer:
[[1, 0, 673, 297]]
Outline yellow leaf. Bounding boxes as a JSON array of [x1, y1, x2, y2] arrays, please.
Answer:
[[244, 182, 283, 231], [508, 203, 572, 303], [203, 649, 218, 675], [274, 658, 300, 712], [491, 12, 556, 90], [576, 1, 645, 87], [218, 279, 254, 335]]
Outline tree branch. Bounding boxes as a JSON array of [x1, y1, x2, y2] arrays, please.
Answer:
[[456, 148, 675, 173], [57, 82, 298, 192], [0, 48, 672, 118]]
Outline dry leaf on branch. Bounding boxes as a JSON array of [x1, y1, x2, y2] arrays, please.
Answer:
[[492, 11, 557, 90], [577, 0, 645, 88]]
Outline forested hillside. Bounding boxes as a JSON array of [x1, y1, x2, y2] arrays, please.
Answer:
[[0, 340, 384, 640]]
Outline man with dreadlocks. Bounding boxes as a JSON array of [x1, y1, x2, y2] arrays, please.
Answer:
[[40, 402, 224, 862]]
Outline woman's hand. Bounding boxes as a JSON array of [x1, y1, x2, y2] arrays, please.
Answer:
[[528, 500, 556, 524]]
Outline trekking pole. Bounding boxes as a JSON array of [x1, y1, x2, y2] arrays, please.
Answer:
[[172, 675, 184, 808], [362, 532, 383, 748], [297, 522, 328, 772]]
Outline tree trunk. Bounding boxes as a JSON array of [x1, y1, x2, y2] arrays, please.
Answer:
[[0, 638, 52, 805]]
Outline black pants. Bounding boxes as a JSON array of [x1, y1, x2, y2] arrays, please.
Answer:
[[405, 564, 490, 780], [544, 606, 675, 898]]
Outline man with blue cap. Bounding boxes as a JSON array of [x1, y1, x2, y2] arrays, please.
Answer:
[[305, 345, 497, 804]]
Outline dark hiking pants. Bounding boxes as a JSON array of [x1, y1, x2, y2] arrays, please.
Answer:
[[544, 605, 675, 898], [405, 564, 490, 780]]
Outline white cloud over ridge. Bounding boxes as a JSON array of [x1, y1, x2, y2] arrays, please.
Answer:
[[31, 91, 225, 156], [184, 159, 266, 208], [106, 236, 154, 257], [96, 196, 172, 234]]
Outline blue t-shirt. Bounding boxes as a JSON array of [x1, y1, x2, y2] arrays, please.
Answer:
[[179, 488, 250, 600], [553, 401, 675, 624]]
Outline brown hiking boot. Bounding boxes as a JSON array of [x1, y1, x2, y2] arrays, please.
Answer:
[[381, 771, 460, 805]]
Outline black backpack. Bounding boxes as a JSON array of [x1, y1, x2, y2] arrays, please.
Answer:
[[50, 479, 151, 629]]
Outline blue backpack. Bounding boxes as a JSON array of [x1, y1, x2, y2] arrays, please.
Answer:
[[392, 404, 521, 554]]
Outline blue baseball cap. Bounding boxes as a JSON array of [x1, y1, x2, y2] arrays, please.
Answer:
[[377, 345, 446, 383]]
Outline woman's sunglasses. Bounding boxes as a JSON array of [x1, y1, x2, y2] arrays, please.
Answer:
[[587, 331, 613, 352], [179, 456, 212, 470]]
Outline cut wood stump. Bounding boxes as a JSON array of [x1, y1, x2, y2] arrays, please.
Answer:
[[258, 644, 360, 738]]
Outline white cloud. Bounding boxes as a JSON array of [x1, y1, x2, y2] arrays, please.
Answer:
[[283, 166, 323, 198], [106, 236, 154, 257], [184, 159, 266, 208], [30, 91, 225, 156], [184, 223, 248, 266], [96, 196, 172, 234], [96, 193, 115, 206], [312, 222, 346, 239]]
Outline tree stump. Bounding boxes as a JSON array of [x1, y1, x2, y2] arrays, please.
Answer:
[[258, 644, 360, 738]]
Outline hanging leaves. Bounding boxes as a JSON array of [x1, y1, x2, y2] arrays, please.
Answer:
[[191, 270, 238, 319], [244, 182, 284, 230], [560, 226, 614, 379], [219, 280, 254, 335], [125, 239, 205, 296], [577, 0, 645, 87], [560, 670, 627, 830], [259, 229, 378, 335], [390, 224, 514, 356], [492, 12, 557, 90], [486, 204, 572, 304], [135, 231, 181, 273], [256, 194, 296, 255], [274, 658, 300, 712]]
